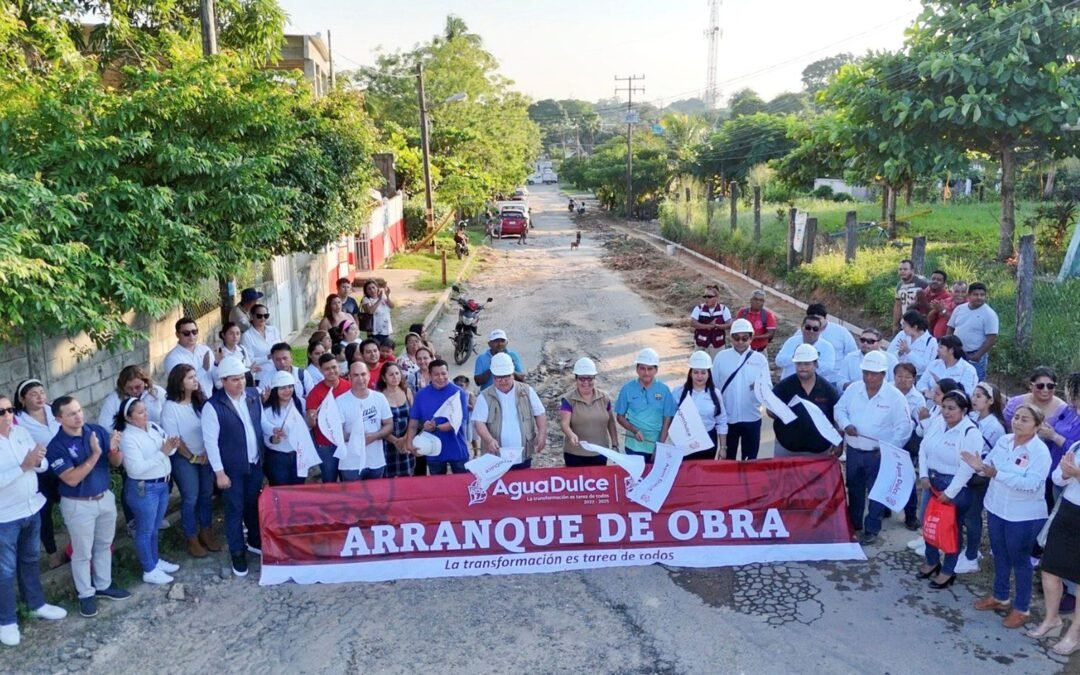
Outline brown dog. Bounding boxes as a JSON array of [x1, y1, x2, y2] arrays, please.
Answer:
[[570, 231, 581, 250]]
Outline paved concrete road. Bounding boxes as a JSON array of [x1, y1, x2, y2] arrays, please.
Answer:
[[6, 185, 1070, 674]]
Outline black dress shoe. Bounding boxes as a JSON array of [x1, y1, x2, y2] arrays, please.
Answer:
[[930, 574, 956, 589], [904, 516, 920, 531], [917, 564, 941, 579]]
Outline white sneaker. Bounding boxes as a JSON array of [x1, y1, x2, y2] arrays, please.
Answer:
[[906, 536, 925, 550], [158, 519, 170, 530], [913, 543, 926, 557], [155, 559, 180, 574], [142, 568, 174, 585], [246, 545, 262, 556], [0, 623, 19, 647], [31, 604, 67, 621], [954, 555, 980, 574]]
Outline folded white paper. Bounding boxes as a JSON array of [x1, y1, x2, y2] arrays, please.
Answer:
[[788, 398, 843, 446], [580, 442, 646, 482], [755, 379, 797, 424], [626, 442, 684, 513], [668, 395, 714, 456]]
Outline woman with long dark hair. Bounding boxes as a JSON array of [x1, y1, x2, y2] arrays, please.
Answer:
[[161, 365, 218, 557], [671, 351, 727, 461], [261, 371, 307, 486], [378, 363, 414, 478], [318, 294, 351, 332]]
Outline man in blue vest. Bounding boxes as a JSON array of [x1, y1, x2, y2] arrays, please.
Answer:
[[201, 357, 265, 577]]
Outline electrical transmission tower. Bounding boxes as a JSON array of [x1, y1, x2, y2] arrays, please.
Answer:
[[704, 0, 721, 109]]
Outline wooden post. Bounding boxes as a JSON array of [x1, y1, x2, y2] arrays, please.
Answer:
[[804, 217, 818, 263], [1015, 234, 1035, 348], [844, 211, 857, 263], [786, 207, 797, 270], [752, 186, 761, 242], [441, 250, 447, 286], [684, 186, 691, 228], [886, 186, 898, 238], [729, 181, 739, 232], [705, 180, 714, 234], [911, 236, 927, 276]]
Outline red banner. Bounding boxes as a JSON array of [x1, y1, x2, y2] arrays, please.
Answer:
[[258, 458, 864, 585]]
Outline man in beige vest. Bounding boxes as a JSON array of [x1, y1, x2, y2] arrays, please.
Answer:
[[472, 353, 546, 470]]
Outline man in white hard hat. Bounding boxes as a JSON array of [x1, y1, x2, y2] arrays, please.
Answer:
[[615, 348, 675, 463], [770, 344, 841, 458], [835, 350, 913, 546], [712, 318, 770, 460], [472, 353, 546, 470], [474, 329, 525, 391], [560, 358, 619, 467]]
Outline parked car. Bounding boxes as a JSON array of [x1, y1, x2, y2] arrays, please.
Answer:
[[541, 170, 558, 184], [498, 211, 528, 238], [497, 201, 530, 227]]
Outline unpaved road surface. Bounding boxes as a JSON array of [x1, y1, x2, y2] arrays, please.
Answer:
[[7, 185, 1070, 674]]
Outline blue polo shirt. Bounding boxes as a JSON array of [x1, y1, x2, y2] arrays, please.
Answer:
[[615, 379, 676, 454], [474, 349, 524, 390], [46, 424, 113, 499], [410, 383, 470, 461]]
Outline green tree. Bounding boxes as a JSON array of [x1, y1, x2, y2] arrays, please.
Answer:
[[727, 88, 765, 118], [765, 91, 808, 115], [696, 113, 797, 183], [801, 53, 854, 96]]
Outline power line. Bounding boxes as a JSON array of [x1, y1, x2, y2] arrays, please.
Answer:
[[616, 74, 646, 219]]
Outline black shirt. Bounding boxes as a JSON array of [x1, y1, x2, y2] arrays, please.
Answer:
[[771, 375, 840, 454]]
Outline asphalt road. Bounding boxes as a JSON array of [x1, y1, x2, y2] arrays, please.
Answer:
[[5, 185, 1071, 674]]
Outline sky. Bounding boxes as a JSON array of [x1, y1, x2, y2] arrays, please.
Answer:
[[277, 0, 923, 106]]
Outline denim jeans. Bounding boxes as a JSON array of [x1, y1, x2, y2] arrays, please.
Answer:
[[340, 467, 386, 481], [0, 514, 46, 625], [124, 478, 170, 573], [963, 478, 989, 560], [171, 455, 213, 538], [846, 449, 885, 534], [264, 450, 306, 487], [923, 471, 972, 575], [563, 453, 608, 468], [903, 433, 922, 521], [725, 420, 762, 460], [625, 448, 655, 465], [988, 512, 1045, 612], [316, 444, 340, 483], [222, 464, 262, 554], [427, 460, 468, 475], [966, 352, 988, 381]]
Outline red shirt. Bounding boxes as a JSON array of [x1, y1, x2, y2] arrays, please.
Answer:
[[368, 361, 386, 389], [736, 307, 777, 351], [305, 379, 349, 445], [920, 287, 954, 338]]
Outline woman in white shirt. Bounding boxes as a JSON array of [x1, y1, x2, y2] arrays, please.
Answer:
[[361, 280, 394, 342], [671, 351, 728, 460], [13, 379, 64, 568], [117, 398, 180, 586], [917, 390, 981, 589], [956, 382, 1007, 574], [917, 335, 978, 401], [96, 365, 167, 431], [261, 371, 307, 487], [304, 338, 328, 388], [161, 365, 218, 558], [1028, 441, 1080, 653], [887, 310, 938, 378], [962, 404, 1050, 629], [240, 304, 281, 374]]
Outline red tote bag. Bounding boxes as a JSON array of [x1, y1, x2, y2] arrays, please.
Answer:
[[923, 490, 960, 554]]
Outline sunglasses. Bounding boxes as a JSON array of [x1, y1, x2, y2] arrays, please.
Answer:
[[0, 407, 15, 416], [254, 313, 270, 319], [180, 329, 199, 337], [859, 337, 878, 344], [802, 325, 820, 332], [730, 335, 750, 342], [1033, 382, 1056, 390], [576, 376, 595, 381], [702, 294, 717, 299]]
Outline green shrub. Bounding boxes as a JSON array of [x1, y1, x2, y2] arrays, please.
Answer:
[[403, 201, 426, 242], [832, 192, 855, 203], [812, 185, 835, 199]]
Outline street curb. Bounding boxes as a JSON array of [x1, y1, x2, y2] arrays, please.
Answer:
[[420, 245, 482, 333], [616, 222, 867, 336]]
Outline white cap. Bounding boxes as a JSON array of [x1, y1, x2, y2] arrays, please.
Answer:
[[792, 344, 819, 363], [634, 348, 660, 367], [688, 351, 713, 370], [490, 352, 515, 376], [859, 351, 889, 373], [217, 356, 249, 379], [573, 357, 598, 376], [730, 318, 754, 335], [270, 370, 295, 389], [412, 431, 443, 457], [488, 329, 507, 341]]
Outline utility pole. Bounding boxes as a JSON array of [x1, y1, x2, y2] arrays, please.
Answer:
[[416, 62, 435, 232], [200, 0, 233, 322], [327, 29, 335, 89], [615, 74, 645, 220]]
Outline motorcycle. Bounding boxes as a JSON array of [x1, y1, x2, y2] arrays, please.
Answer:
[[453, 220, 470, 259], [576, 204, 585, 215], [450, 286, 493, 365]]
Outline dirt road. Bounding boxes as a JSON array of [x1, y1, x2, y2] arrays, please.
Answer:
[[6, 185, 1069, 674]]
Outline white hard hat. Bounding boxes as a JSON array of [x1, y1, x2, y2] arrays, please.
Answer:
[[688, 351, 713, 370], [217, 356, 249, 379], [792, 344, 819, 363], [634, 348, 661, 367], [270, 370, 295, 389], [730, 318, 754, 335], [859, 351, 889, 373], [572, 357, 598, 377], [490, 352, 515, 377], [488, 329, 508, 341], [412, 432, 443, 457]]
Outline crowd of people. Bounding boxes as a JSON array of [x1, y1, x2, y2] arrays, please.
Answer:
[[0, 266, 1078, 657]]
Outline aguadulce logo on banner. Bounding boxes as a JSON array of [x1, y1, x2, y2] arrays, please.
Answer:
[[258, 459, 864, 585]]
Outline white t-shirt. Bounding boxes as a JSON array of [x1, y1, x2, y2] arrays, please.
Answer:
[[947, 302, 999, 353], [473, 386, 545, 449], [362, 297, 393, 336], [336, 390, 392, 470]]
